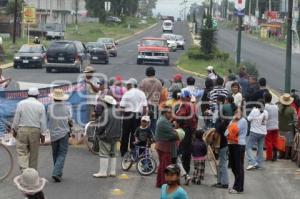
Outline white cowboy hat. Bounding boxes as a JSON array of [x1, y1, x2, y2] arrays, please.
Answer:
[[206, 66, 214, 71], [103, 95, 117, 105], [51, 88, 69, 101], [83, 66, 95, 73], [279, 93, 294, 106], [14, 168, 47, 195], [28, 88, 40, 96], [141, 115, 150, 122]]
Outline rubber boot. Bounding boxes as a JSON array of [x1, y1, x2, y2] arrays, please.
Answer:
[[272, 149, 277, 162], [285, 147, 292, 160], [93, 158, 109, 178], [109, 157, 117, 177]]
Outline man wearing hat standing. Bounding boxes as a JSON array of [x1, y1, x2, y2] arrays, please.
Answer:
[[206, 66, 218, 82], [93, 95, 122, 178], [12, 88, 47, 171], [119, 78, 148, 156], [82, 66, 100, 121], [47, 89, 72, 182]]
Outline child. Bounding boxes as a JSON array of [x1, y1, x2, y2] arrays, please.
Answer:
[[134, 116, 153, 157], [192, 129, 208, 185], [14, 168, 47, 199], [160, 164, 189, 199], [173, 120, 191, 186]]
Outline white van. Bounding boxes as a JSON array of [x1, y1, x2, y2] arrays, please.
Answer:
[[162, 20, 174, 33]]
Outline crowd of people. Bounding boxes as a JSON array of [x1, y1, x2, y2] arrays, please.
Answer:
[[7, 65, 300, 198]]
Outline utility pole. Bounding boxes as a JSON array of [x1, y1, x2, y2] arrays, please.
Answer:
[[210, 0, 213, 16], [236, 15, 242, 66], [13, 0, 18, 44], [75, 0, 78, 32], [284, 0, 293, 92], [180, 0, 188, 21]]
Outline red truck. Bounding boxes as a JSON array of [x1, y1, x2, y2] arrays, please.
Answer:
[[137, 37, 170, 66]]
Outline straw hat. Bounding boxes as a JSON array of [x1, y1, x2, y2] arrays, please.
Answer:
[[51, 88, 69, 101], [14, 168, 47, 195], [103, 95, 117, 105], [83, 66, 95, 73], [279, 93, 294, 106]]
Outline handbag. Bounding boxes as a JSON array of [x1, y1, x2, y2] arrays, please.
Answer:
[[276, 135, 286, 152]]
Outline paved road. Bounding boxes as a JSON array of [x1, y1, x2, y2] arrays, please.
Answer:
[[217, 27, 300, 92], [1, 22, 300, 199]]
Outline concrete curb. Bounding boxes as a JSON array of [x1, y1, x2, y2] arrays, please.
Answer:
[[0, 22, 159, 70]]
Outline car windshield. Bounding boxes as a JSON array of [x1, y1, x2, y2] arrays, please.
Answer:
[[176, 35, 184, 41], [162, 34, 176, 41], [48, 42, 76, 52], [141, 39, 167, 47], [19, 45, 42, 53], [86, 42, 106, 50], [97, 38, 114, 44]]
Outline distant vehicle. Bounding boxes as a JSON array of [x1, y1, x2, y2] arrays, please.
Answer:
[[97, 38, 118, 57], [161, 34, 177, 52], [162, 20, 174, 33], [175, 35, 185, 50], [161, 16, 174, 22], [13, 44, 47, 69], [137, 37, 170, 66], [86, 42, 109, 64], [106, 16, 122, 23], [45, 40, 90, 73], [44, 23, 65, 40], [177, 18, 182, 22]]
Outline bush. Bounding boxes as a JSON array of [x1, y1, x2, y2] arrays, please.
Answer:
[[200, 15, 217, 55], [242, 61, 259, 77], [187, 47, 229, 61]]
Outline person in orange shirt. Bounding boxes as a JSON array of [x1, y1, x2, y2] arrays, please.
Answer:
[[159, 79, 169, 110]]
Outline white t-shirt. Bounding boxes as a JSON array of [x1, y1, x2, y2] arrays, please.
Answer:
[[208, 73, 218, 80], [265, 103, 279, 130], [232, 92, 243, 107], [120, 88, 148, 113], [247, 108, 269, 135]]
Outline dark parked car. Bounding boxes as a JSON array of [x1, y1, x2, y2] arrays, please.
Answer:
[[97, 38, 118, 57], [13, 44, 47, 69], [86, 42, 109, 64], [45, 40, 90, 73]]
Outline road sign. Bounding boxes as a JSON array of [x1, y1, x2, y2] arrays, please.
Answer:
[[212, 19, 218, 29], [105, 1, 111, 12], [23, 6, 36, 24], [235, 0, 245, 11]]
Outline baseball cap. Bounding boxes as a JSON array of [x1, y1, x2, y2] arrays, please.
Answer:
[[28, 88, 40, 96], [173, 74, 183, 81], [206, 66, 214, 71], [141, 115, 150, 122], [126, 78, 138, 86], [164, 164, 180, 175]]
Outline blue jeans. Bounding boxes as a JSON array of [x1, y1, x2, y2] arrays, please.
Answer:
[[52, 134, 69, 177], [218, 146, 229, 185], [246, 132, 265, 167]]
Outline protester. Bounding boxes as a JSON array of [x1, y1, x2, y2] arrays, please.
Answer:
[[119, 78, 147, 156], [278, 93, 298, 159], [231, 82, 243, 107], [245, 76, 259, 102], [169, 74, 185, 97], [93, 95, 122, 178], [47, 89, 72, 182], [191, 129, 207, 185], [139, 67, 162, 132], [226, 108, 248, 194], [165, 89, 181, 108], [264, 92, 279, 161], [134, 115, 153, 156], [246, 100, 268, 170], [237, 71, 249, 97], [33, 37, 41, 44], [94, 80, 112, 118], [182, 76, 203, 101], [12, 88, 47, 171], [201, 78, 214, 128], [155, 106, 178, 188], [110, 75, 127, 104], [225, 73, 236, 93], [175, 90, 197, 175], [252, 77, 269, 101], [82, 66, 100, 120], [206, 66, 218, 82], [14, 168, 47, 199], [0, 68, 11, 91], [212, 96, 234, 189], [160, 164, 189, 199], [159, 79, 169, 110]]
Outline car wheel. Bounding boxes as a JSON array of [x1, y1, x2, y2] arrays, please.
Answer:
[[46, 67, 52, 73], [164, 60, 170, 66], [114, 53, 117, 57], [182, 46, 185, 50], [105, 60, 109, 64], [137, 59, 143, 65], [13, 65, 17, 69]]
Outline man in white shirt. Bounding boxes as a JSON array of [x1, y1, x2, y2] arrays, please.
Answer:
[[120, 78, 147, 156], [12, 88, 47, 171], [0, 68, 12, 91], [264, 92, 279, 161]]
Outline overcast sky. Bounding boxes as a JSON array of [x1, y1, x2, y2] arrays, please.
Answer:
[[153, 0, 205, 18]]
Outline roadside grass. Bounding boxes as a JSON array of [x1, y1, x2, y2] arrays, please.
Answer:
[[1, 17, 157, 65], [176, 50, 236, 76]]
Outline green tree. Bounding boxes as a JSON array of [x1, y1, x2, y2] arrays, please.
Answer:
[[6, 0, 24, 16], [200, 14, 216, 56], [85, 0, 106, 21]]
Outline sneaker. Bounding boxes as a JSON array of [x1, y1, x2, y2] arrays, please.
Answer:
[[52, 176, 62, 183], [213, 184, 229, 189], [229, 188, 239, 194], [246, 164, 257, 170], [184, 175, 192, 186]]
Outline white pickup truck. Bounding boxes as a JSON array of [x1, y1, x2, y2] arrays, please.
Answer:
[[44, 23, 65, 40]]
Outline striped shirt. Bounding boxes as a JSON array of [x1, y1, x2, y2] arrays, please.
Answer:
[[209, 86, 229, 102]]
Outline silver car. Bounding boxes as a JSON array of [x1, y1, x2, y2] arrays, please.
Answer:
[[175, 35, 185, 50], [97, 38, 118, 57]]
